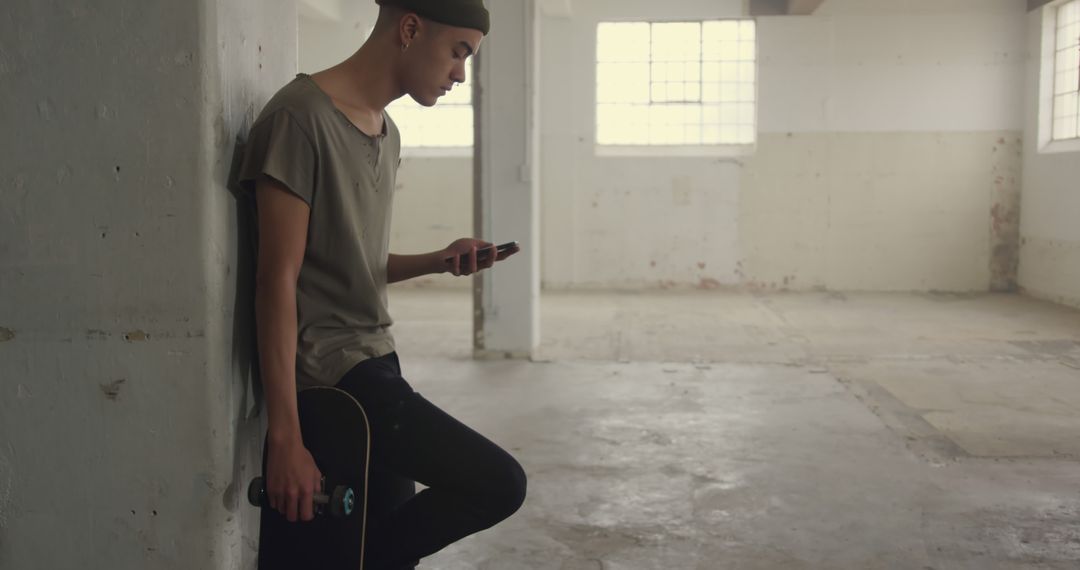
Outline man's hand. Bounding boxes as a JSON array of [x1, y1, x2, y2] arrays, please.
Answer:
[[441, 238, 519, 276], [266, 436, 323, 522]]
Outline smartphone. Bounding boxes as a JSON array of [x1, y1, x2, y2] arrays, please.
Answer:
[[445, 241, 519, 264]]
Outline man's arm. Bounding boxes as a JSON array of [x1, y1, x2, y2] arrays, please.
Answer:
[[253, 177, 322, 523], [387, 252, 449, 283], [388, 238, 519, 283]]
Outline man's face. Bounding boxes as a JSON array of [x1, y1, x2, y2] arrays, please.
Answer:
[[403, 20, 483, 107]]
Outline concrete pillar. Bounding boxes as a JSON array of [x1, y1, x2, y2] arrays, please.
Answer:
[[0, 0, 295, 568], [474, 0, 542, 358]]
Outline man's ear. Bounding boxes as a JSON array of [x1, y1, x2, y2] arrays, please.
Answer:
[[399, 12, 421, 46]]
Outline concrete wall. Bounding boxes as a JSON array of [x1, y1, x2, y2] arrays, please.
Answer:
[[0, 0, 295, 567], [1018, 6, 1080, 309]]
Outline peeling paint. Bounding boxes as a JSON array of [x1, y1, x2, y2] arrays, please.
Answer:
[[698, 278, 722, 290], [989, 136, 1022, 293], [0, 328, 14, 342], [100, 379, 126, 401]]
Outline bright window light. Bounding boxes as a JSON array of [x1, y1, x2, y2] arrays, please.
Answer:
[[1053, 0, 1080, 141], [388, 60, 474, 149], [597, 20, 757, 147]]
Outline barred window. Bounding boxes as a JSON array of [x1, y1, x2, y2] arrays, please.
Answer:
[[1052, 0, 1080, 141], [596, 20, 757, 147]]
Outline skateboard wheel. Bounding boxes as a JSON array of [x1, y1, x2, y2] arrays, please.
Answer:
[[329, 485, 355, 518], [343, 488, 355, 516], [247, 477, 265, 507]]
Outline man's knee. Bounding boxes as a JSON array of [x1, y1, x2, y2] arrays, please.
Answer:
[[478, 455, 527, 525]]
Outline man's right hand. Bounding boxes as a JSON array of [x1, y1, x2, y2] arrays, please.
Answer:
[[266, 437, 323, 522]]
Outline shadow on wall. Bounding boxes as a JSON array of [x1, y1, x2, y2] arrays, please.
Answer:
[[225, 135, 266, 565], [226, 135, 263, 412]]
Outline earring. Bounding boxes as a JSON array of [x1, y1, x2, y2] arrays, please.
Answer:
[[401, 42, 410, 53]]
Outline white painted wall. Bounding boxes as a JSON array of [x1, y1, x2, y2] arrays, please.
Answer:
[[1019, 5, 1080, 309], [0, 0, 295, 567], [299, 1, 378, 74], [760, 1, 1025, 133]]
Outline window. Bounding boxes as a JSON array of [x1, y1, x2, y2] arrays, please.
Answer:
[[1053, 1, 1080, 141], [596, 20, 757, 148], [388, 60, 474, 150]]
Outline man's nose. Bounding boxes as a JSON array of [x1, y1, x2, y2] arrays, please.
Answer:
[[451, 63, 467, 85]]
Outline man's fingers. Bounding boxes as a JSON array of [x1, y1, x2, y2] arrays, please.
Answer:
[[268, 481, 282, 512], [300, 487, 315, 521], [308, 473, 322, 521], [482, 245, 497, 268], [285, 490, 299, 522]]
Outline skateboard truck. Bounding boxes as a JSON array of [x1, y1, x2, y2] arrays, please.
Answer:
[[247, 476, 356, 519]]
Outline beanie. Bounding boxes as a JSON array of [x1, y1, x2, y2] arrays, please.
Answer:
[[376, 0, 490, 35]]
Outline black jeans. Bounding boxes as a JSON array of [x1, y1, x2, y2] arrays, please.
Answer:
[[335, 353, 527, 569]]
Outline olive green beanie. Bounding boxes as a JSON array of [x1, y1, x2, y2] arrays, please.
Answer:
[[376, 0, 491, 35]]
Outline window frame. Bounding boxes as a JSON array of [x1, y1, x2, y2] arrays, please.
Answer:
[[1038, 0, 1080, 154], [594, 19, 759, 158]]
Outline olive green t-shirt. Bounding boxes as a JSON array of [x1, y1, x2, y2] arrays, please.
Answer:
[[239, 73, 399, 389]]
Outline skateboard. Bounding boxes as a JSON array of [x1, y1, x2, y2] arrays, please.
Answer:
[[248, 386, 372, 569]]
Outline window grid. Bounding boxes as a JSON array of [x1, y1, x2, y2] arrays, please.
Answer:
[[388, 61, 474, 148], [597, 20, 756, 147], [1053, 0, 1080, 141]]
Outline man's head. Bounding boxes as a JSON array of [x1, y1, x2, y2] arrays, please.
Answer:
[[373, 0, 489, 107]]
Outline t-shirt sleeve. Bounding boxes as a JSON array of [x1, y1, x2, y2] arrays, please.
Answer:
[[237, 110, 316, 205]]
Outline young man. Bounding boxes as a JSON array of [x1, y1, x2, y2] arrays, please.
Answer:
[[237, 0, 526, 567]]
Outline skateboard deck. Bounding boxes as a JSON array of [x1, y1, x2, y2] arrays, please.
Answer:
[[254, 386, 371, 569]]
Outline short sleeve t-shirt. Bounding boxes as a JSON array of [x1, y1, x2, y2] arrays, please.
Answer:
[[238, 73, 400, 389]]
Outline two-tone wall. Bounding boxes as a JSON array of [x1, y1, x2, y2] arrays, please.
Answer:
[[541, 0, 1027, 291]]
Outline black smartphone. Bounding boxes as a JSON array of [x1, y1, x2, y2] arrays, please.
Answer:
[[445, 241, 519, 264]]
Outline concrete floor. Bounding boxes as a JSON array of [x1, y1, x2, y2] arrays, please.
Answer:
[[386, 288, 1080, 569]]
